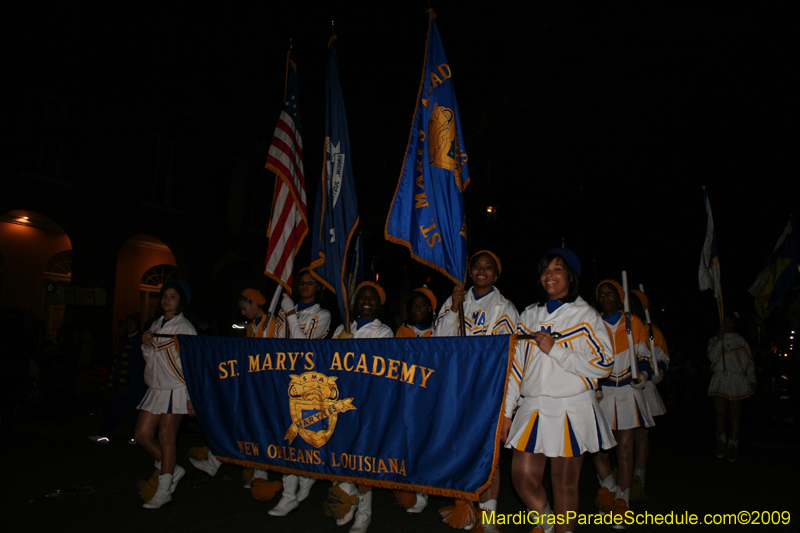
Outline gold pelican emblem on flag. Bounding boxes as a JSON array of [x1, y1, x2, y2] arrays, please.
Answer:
[[284, 372, 356, 448], [428, 103, 464, 191]]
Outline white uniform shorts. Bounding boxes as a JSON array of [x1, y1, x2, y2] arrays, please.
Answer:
[[643, 381, 666, 417], [137, 386, 189, 415], [598, 384, 655, 431], [708, 372, 753, 400], [506, 390, 617, 457]]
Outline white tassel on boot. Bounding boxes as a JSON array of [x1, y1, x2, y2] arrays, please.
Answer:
[[349, 491, 372, 533], [269, 475, 300, 516], [143, 473, 173, 509]]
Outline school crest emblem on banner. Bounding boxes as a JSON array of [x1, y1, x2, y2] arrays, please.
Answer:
[[429, 103, 464, 189], [284, 372, 356, 448]]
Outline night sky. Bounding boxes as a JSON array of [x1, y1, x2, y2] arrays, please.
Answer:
[[14, 2, 796, 338]]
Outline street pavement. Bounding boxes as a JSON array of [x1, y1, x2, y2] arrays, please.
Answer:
[[3, 397, 796, 533]]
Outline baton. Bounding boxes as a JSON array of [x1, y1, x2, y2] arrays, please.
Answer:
[[639, 283, 660, 378], [622, 271, 642, 385]]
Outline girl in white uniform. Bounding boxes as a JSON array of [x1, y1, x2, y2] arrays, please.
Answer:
[[331, 281, 392, 533], [190, 287, 272, 482], [434, 250, 518, 532], [135, 280, 197, 509], [505, 249, 614, 533], [396, 287, 437, 338], [268, 270, 331, 516], [708, 315, 755, 462], [592, 279, 653, 527], [629, 289, 668, 499], [393, 287, 437, 513]]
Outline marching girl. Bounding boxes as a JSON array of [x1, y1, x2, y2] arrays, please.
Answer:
[[396, 287, 437, 338], [267, 270, 331, 516], [707, 314, 755, 463], [628, 289, 669, 499], [135, 280, 197, 509], [331, 281, 392, 533], [189, 287, 270, 481], [505, 249, 614, 533], [591, 279, 654, 527], [434, 250, 518, 532], [393, 286, 437, 514]]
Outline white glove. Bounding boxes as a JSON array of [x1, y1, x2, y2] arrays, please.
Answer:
[[280, 293, 295, 314], [651, 369, 664, 384], [631, 371, 648, 389]]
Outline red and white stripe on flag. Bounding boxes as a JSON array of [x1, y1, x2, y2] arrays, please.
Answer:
[[265, 74, 307, 293]]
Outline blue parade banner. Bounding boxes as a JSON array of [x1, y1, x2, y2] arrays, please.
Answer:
[[385, 11, 470, 286], [180, 334, 514, 500], [310, 36, 359, 328]]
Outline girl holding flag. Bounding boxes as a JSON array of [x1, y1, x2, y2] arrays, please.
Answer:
[[505, 249, 614, 533], [435, 250, 518, 532], [267, 269, 331, 516]]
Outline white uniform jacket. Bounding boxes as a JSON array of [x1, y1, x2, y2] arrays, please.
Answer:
[[272, 303, 331, 339], [332, 319, 393, 339], [143, 313, 197, 390], [708, 332, 755, 384], [600, 313, 653, 387], [434, 287, 518, 337], [506, 297, 613, 417]]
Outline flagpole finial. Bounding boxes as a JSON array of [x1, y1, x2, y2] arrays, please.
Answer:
[[331, 20, 335, 36]]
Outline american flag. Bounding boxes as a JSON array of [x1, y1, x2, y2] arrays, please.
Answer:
[[265, 57, 307, 293]]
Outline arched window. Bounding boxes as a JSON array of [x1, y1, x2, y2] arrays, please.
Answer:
[[44, 249, 72, 281], [140, 264, 176, 321]]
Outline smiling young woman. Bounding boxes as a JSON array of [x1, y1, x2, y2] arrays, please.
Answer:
[[434, 250, 519, 531], [330, 281, 393, 533], [505, 248, 614, 533], [135, 280, 197, 510]]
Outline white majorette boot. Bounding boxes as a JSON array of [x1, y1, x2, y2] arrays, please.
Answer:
[[154, 461, 184, 493], [143, 473, 173, 509], [297, 475, 316, 502], [406, 492, 428, 513], [336, 483, 359, 526], [170, 464, 185, 493], [189, 453, 222, 477], [269, 475, 300, 516], [349, 491, 372, 533], [244, 468, 268, 489]]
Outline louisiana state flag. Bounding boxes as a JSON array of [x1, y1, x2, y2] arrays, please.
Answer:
[[385, 10, 470, 286], [310, 36, 359, 328]]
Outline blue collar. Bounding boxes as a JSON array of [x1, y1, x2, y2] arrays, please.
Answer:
[[474, 287, 495, 301], [297, 301, 315, 312], [602, 311, 622, 325], [357, 318, 376, 330], [546, 299, 565, 313]]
